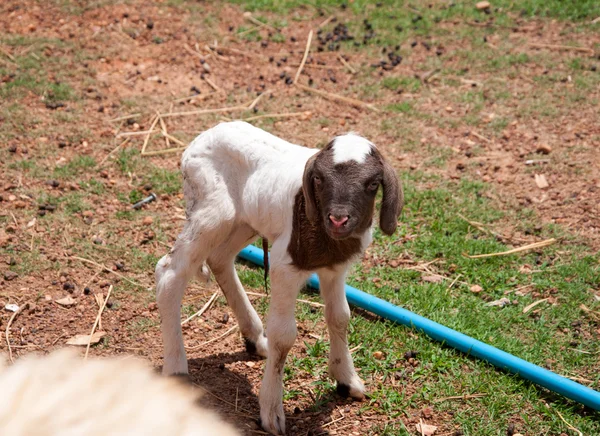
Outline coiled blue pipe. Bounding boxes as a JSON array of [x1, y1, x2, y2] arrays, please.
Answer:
[[238, 244, 600, 411]]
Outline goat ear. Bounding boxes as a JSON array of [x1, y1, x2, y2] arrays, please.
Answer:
[[302, 153, 319, 223], [379, 157, 403, 235]]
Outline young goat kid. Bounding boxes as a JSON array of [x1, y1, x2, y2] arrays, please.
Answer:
[[156, 121, 403, 435]]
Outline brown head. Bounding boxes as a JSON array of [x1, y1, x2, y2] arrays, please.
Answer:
[[302, 134, 403, 240]]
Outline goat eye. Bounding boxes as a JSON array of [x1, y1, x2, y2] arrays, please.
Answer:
[[314, 176, 322, 185], [368, 181, 379, 191]]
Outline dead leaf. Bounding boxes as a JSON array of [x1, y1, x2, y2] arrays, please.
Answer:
[[27, 218, 36, 228], [56, 296, 76, 306], [523, 298, 549, 314], [486, 297, 511, 307], [66, 331, 106, 346], [594, 294, 600, 302], [470, 284, 483, 293], [535, 174, 549, 189], [95, 293, 104, 308], [416, 422, 437, 436], [422, 275, 443, 283]]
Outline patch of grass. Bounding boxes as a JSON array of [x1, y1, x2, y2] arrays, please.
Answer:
[[53, 155, 97, 178], [386, 101, 413, 114], [381, 76, 421, 93]]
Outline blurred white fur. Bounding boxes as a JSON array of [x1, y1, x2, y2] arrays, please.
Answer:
[[0, 350, 240, 436]]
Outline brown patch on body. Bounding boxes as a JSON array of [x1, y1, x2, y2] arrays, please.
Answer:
[[288, 189, 363, 271]]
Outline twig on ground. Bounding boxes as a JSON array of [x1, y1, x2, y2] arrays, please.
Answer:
[[555, 409, 583, 436], [159, 116, 170, 148], [203, 76, 222, 93], [434, 393, 487, 402], [183, 43, 204, 60], [465, 238, 556, 259], [248, 90, 270, 110], [523, 298, 549, 314], [109, 113, 141, 123], [294, 83, 380, 112], [84, 285, 112, 360], [181, 291, 220, 325], [117, 129, 160, 138], [298, 298, 324, 308], [0, 46, 16, 61], [529, 42, 594, 54], [337, 54, 357, 74], [294, 30, 313, 84], [237, 111, 311, 122], [141, 146, 187, 156], [445, 274, 462, 292], [318, 15, 336, 28], [99, 138, 129, 166], [5, 302, 30, 363], [457, 213, 528, 243], [141, 114, 160, 155], [199, 385, 254, 416], [186, 324, 239, 350], [469, 130, 491, 143], [243, 12, 278, 31], [70, 256, 145, 289], [418, 68, 441, 83], [159, 104, 249, 119], [290, 63, 344, 70], [160, 131, 187, 147]]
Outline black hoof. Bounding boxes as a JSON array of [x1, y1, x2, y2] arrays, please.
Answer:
[[336, 382, 351, 397], [244, 337, 257, 354]]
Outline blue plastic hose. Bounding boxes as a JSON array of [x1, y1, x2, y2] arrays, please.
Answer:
[[238, 244, 600, 411]]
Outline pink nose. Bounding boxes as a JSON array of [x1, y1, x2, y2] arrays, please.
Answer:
[[329, 215, 349, 228]]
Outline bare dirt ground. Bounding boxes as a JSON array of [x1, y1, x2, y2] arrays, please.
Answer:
[[1, 1, 599, 435]]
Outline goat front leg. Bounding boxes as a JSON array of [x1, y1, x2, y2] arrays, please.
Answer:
[[259, 261, 310, 435], [318, 267, 365, 400]]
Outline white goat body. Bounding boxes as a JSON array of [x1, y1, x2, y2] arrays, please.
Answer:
[[156, 121, 402, 435]]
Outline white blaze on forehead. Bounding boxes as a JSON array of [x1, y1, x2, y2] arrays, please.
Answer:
[[331, 134, 373, 164]]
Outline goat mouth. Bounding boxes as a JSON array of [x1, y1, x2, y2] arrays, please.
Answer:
[[327, 226, 353, 240]]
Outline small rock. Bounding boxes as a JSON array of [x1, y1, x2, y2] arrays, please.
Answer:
[[476, 1, 491, 10], [8, 145, 17, 153], [82, 210, 94, 218], [404, 350, 418, 360], [4, 271, 18, 281], [470, 284, 483, 293], [93, 237, 103, 245], [142, 216, 154, 226], [373, 351, 385, 360], [202, 63, 211, 73], [536, 144, 552, 154]]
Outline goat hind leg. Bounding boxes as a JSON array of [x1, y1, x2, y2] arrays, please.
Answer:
[[208, 225, 267, 357], [156, 220, 232, 376]]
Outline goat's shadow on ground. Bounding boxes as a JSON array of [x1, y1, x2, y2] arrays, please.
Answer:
[[174, 351, 353, 436]]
